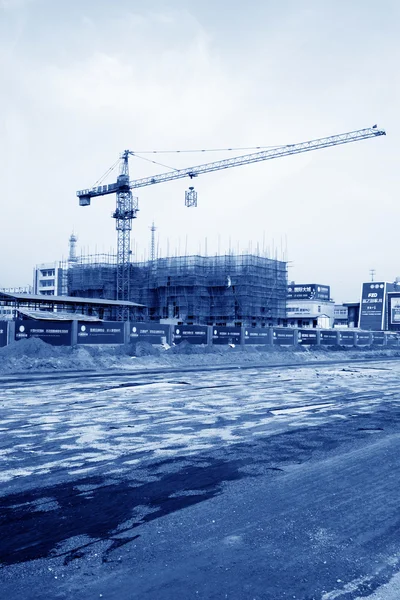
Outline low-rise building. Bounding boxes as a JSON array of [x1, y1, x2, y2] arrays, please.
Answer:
[[333, 305, 349, 327], [283, 283, 335, 328]]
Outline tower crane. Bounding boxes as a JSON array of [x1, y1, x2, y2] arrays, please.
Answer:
[[77, 126, 385, 320]]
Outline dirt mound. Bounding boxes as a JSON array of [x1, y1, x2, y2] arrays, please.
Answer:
[[127, 341, 160, 357], [167, 340, 206, 355], [0, 337, 65, 359]]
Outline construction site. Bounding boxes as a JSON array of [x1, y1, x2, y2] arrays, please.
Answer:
[[66, 251, 287, 326], [65, 126, 386, 326]]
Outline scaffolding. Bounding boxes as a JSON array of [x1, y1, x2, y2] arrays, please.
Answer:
[[65, 253, 117, 300], [65, 252, 287, 326]]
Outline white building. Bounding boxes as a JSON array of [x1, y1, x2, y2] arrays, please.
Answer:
[[32, 234, 78, 297], [32, 262, 66, 296], [285, 283, 335, 328]]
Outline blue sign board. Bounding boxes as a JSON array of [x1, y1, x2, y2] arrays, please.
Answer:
[[356, 332, 371, 346], [386, 334, 399, 347], [212, 327, 241, 345], [244, 327, 271, 345], [15, 320, 72, 346], [77, 322, 124, 344], [173, 325, 208, 345], [273, 328, 295, 345], [372, 331, 385, 345], [287, 284, 330, 300], [359, 282, 386, 330], [298, 329, 318, 345], [339, 331, 356, 346], [130, 322, 170, 344], [0, 321, 7, 347], [320, 330, 338, 345]]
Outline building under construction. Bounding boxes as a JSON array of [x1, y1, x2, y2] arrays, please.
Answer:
[[66, 253, 287, 326]]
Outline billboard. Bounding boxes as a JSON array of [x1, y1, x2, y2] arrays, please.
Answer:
[[0, 321, 7, 347], [273, 328, 295, 345], [359, 282, 386, 330], [287, 284, 330, 300], [212, 327, 241, 345], [244, 327, 271, 345], [388, 294, 400, 330], [298, 329, 318, 345], [77, 322, 124, 344], [173, 325, 208, 345], [15, 320, 72, 346], [129, 322, 170, 345]]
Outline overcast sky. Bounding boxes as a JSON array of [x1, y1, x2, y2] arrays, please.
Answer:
[[1, 0, 399, 302]]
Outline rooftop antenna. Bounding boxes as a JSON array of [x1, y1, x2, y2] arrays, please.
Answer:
[[370, 268, 376, 282]]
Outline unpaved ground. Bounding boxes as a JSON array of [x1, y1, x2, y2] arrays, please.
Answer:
[[1, 337, 400, 374], [2, 360, 400, 598]]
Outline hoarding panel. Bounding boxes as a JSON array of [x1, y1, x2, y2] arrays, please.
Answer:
[[129, 322, 170, 345], [15, 320, 72, 346], [173, 325, 208, 345], [299, 329, 318, 345], [359, 282, 386, 330], [0, 321, 7, 347], [320, 330, 338, 345], [77, 322, 124, 344], [244, 327, 271, 345], [356, 332, 371, 346], [339, 331, 356, 346], [273, 328, 295, 345], [372, 331, 385, 345], [386, 334, 399, 347], [212, 327, 241, 345]]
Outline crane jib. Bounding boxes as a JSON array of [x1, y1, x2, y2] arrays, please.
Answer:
[[76, 126, 385, 200]]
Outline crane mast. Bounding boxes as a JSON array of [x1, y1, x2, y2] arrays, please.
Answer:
[[77, 126, 385, 320], [111, 151, 138, 318]]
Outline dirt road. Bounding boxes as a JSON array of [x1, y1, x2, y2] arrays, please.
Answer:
[[2, 359, 400, 599]]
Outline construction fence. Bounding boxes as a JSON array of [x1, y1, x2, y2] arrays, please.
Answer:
[[2, 320, 399, 348]]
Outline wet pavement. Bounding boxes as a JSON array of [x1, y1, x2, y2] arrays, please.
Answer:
[[2, 360, 400, 599]]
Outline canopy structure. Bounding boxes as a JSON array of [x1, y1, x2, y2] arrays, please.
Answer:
[[0, 292, 145, 322]]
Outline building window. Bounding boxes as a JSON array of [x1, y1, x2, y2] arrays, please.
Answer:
[[39, 280, 55, 287], [40, 269, 56, 277]]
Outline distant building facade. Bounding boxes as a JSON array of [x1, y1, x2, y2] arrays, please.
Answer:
[[333, 305, 349, 327], [284, 283, 334, 328], [33, 262, 66, 296]]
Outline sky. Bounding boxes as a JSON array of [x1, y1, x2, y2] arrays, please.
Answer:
[[1, 0, 399, 302]]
